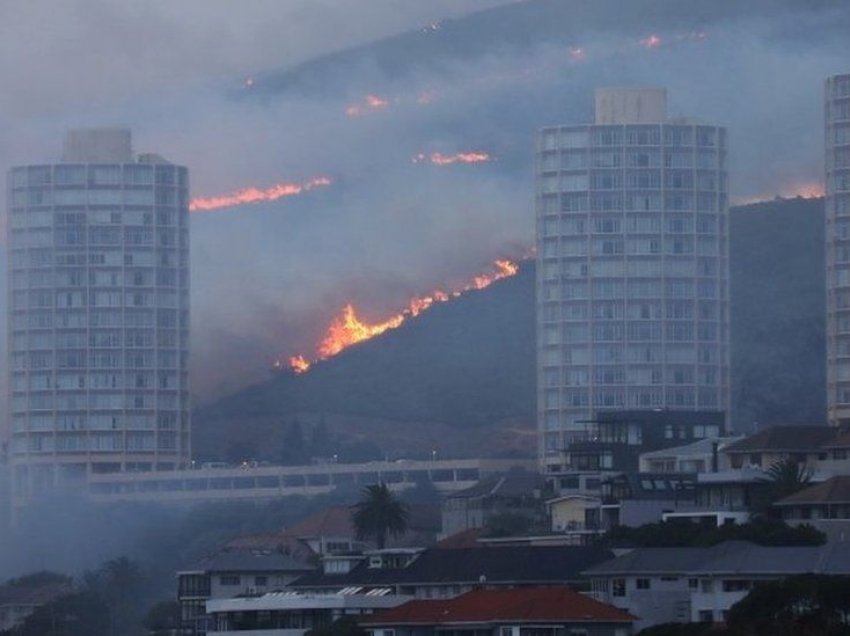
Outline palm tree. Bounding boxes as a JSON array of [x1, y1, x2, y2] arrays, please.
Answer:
[[765, 457, 813, 502], [351, 483, 410, 549]]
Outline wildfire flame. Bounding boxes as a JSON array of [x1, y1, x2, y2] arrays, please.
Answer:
[[346, 94, 390, 118], [412, 151, 492, 166], [733, 181, 825, 206], [189, 177, 331, 212], [285, 259, 520, 373], [568, 47, 587, 63], [640, 34, 662, 49], [288, 354, 311, 374]]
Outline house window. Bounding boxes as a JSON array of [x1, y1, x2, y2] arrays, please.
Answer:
[[636, 578, 651, 590], [688, 578, 699, 589], [220, 575, 240, 586], [255, 576, 268, 586], [698, 610, 714, 623], [612, 579, 626, 597]]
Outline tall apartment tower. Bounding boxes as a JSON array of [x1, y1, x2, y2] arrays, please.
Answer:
[[5, 129, 191, 503], [826, 74, 850, 426], [535, 88, 729, 471]]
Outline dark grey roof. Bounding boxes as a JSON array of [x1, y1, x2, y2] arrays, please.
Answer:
[[605, 473, 696, 501], [584, 541, 850, 577], [723, 426, 837, 454], [775, 476, 850, 506], [183, 549, 313, 574], [293, 545, 614, 588], [447, 469, 543, 500]]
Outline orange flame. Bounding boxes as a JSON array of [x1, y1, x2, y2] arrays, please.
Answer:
[[284, 259, 520, 372], [289, 354, 311, 374], [640, 34, 662, 49], [346, 94, 390, 118], [412, 151, 492, 166], [568, 47, 587, 63], [733, 181, 825, 206], [189, 177, 331, 212]]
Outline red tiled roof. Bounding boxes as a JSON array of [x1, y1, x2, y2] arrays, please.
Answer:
[[435, 528, 485, 549], [286, 505, 356, 538], [363, 587, 634, 625], [775, 475, 850, 506]]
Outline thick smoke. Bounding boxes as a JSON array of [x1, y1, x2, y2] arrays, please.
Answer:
[[1, 1, 850, 412]]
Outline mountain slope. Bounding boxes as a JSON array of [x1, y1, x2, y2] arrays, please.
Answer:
[[195, 197, 827, 460]]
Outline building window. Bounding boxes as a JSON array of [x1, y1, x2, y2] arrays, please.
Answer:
[[255, 576, 268, 586], [698, 610, 714, 623], [688, 578, 699, 589], [219, 575, 240, 586], [636, 578, 651, 590], [612, 579, 626, 597]]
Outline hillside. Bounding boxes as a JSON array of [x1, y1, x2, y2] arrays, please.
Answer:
[[193, 263, 536, 462], [195, 197, 827, 461]]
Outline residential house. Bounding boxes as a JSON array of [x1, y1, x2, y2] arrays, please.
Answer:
[[774, 475, 850, 541], [177, 550, 314, 635], [583, 540, 850, 630], [441, 469, 545, 538], [292, 545, 615, 599], [363, 587, 636, 636], [205, 588, 410, 636]]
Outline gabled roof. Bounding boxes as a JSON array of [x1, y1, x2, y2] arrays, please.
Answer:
[[183, 549, 313, 574], [362, 587, 634, 625], [821, 431, 850, 449], [286, 505, 356, 538], [775, 475, 850, 506], [584, 540, 850, 577], [293, 545, 614, 588], [447, 469, 543, 500], [723, 426, 836, 454], [640, 436, 742, 460]]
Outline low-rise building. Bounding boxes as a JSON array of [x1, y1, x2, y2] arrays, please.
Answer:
[[583, 541, 850, 630], [292, 545, 615, 598], [441, 469, 544, 538], [639, 437, 742, 474], [206, 589, 410, 636], [178, 550, 314, 635], [721, 426, 836, 471], [774, 475, 850, 541], [363, 587, 636, 636]]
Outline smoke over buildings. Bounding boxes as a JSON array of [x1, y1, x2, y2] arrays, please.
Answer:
[[1, 0, 849, 409]]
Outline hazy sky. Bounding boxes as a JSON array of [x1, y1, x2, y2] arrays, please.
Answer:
[[1, 0, 849, 405]]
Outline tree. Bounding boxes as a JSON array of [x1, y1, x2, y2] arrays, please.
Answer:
[[764, 457, 813, 504], [726, 574, 850, 636], [143, 600, 182, 636], [306, 616, 367, 636], [351, 483, 409, 549]]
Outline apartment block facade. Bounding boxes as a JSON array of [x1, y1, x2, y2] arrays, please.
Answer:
[[5, 129, 190, 504], [535, 89, 729, 470]]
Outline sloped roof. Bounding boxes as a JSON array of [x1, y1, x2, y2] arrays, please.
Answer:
[[641, 436, 742, 460], [435, 528, 485, 549], [821, 431, 850, 449], [286, 505, 356, 538], [447, 469, 543, 500], [363, 587, 634, 625], [775, 475, 850, 506], [184, 549, 313, 574], [584, 540, 850, 577], [293, 545, 614, 588], [723, 426, 837, 454]]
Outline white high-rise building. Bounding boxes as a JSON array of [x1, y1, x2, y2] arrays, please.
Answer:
[[826, 74, 850, 426], [5, 129, 191, 504], [535, 89, 729, 471]]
